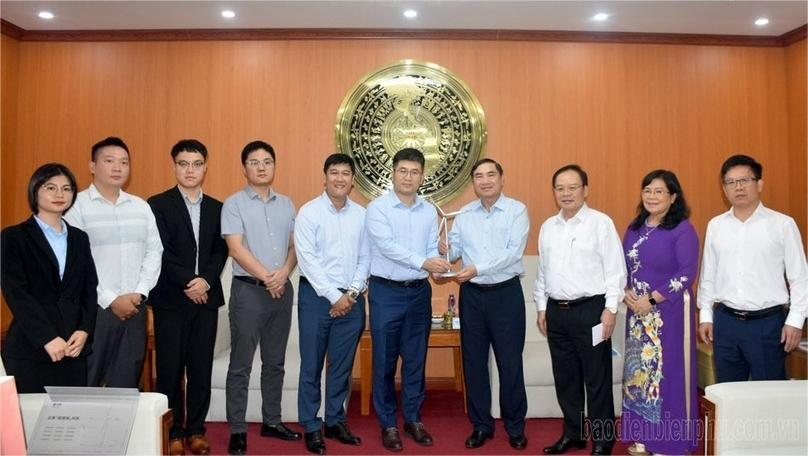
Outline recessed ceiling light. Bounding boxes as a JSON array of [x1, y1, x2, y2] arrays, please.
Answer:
[[403, 9, 418, 19], [755, 17, 769, 26], [38, 11, 54, 19], [222, 10, 236, 19], [593, 13, 609, 22]]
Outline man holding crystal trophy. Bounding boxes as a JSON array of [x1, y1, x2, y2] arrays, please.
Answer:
[[437, 158, 530, 450]]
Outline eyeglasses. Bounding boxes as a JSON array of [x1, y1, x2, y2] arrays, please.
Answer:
[[175, 160, 205, 170], [41, 183, 74, 195], [395, 168, 422, 178], [642, 189, 670, 197], [553, 184, 582, 193], [723, 176, 758, 187], [245, 159, 275, 168]]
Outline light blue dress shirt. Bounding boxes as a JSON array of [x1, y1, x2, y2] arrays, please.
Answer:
[[447, 194, 529, 284], [221, 186, 296, 278], [294, 192, 371, 305], [34, 215, 68, 279], [180, 187, 203, 274], [366, 191, 439, 281]]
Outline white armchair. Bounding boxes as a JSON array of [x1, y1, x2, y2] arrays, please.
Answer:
[[703, 380, 807, 455]]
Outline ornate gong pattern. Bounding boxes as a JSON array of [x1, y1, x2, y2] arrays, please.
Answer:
[[335, 60, 487, 204]]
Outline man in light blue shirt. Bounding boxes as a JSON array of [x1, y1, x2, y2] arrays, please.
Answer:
[[294, 153, 369, 454], [366, 148, 451, 452], [439, 158, 530, 450]]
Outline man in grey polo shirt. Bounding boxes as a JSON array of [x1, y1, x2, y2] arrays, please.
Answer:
[[221, 140, 299, 455]]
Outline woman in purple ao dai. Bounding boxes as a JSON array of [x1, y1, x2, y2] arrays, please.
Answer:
[[620, 170, 699, 455]]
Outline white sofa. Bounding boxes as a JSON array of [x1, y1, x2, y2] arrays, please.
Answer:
[[703, 380, 807, 455], [490, 256, 626, 418], [207, 260, 333, 424]]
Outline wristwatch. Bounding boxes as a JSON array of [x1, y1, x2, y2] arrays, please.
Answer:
[[346, 287, 360, 299], [648, 295, 657, 306]]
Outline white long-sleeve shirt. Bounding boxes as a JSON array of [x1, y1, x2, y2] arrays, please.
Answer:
[[533, 204, 627, 312], [698, 203, 808, 329], [65, 184, 163, 309], [294, 192, 370, 305]]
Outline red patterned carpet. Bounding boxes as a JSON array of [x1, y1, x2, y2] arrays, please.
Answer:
[[200, 390, 681, 455]]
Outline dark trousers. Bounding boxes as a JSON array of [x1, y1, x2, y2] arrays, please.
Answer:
[[226, 279, 294, 433], [546, 295, 614, 446], [297, 280, 365, 433], [87, 306, 146, 388], [460, 278, 527, 437], [153, 304, 218, 438], [368, 278, 431, 429], [713, 305, 787, 382], [2, 355, 87, 393]]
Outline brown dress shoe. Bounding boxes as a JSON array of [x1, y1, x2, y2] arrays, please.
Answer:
[[169, 438, 185, 455], [403, 422, 434, 446], [186, 434, 211, 455], [381, 427, 403, 452]]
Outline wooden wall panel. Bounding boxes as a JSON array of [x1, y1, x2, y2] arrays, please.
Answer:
[[1, 34, 20, 328], [786, 39, 807, 242], [1, 37, 805, 377]]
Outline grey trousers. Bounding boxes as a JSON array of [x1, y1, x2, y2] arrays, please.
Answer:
[[226, 279, 294, 433], [86, 305, 147, 388]]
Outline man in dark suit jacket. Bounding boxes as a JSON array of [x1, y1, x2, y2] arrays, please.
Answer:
[[148, 140, 228, 456]]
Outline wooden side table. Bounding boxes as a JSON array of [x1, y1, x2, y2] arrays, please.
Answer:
[[359, 326, 466, 415]]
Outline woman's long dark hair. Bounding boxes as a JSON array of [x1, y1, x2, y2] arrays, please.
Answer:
[[629, 169, 690, 231]]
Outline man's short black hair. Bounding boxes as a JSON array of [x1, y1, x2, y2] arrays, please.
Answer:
[[91, 136, 129, 161], [552, 164, 589, 187], [241, 140, 275, 165], [470, 158, 503, 176], [392, 148, 425, 169], [720, 154, 763, 180], [171, 139, 208, 160], [323, 153, 355, 174], [28, 163, 78, 213]]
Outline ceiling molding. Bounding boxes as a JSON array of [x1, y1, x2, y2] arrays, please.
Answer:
[[1, 19, 24, 40], [2, 19, 805, 48], [781, 24, 808, 46]]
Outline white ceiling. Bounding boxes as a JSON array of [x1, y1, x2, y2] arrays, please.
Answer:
[[1, 1, 805, 36]]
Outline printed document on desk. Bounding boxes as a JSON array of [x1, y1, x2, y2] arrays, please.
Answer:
[[28, 387, 139, 455]]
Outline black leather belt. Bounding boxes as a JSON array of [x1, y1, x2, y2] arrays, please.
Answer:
[[234, 275, 266, 287], [548, 294, 602, 309], [466, 276, 520, 291], [370, 275, 427, 288], [299, 276, 347, 293], [716, 303, 785, 320]]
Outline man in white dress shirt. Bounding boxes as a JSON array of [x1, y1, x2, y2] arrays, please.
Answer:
[[534, 164, 626, 456], [65, 136, 163, 388], [698, 154, 807, 382]]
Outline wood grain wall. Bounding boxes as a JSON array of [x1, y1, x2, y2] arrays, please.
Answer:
[[2, 36, 806, 377]]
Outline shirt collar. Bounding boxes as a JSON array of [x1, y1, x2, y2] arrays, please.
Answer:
[[88, 183, 131, 204], [727, 202, 766, 221], [474, 193, 506, 213], [244, 185, 275, 202], [389, 191, 424, 210], [178, 186, 203, 205], [33, 215, 67, 237], [554, 203, 590, 225], [320, 191, 352, 213]]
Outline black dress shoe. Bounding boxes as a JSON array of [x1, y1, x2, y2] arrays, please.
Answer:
[[227, 433, 247, 455], [464, 430, 493, 449], [403, 422, 434, 446], [261, 423, 302, 441], [381, 427, 403, 452], [543, 436, 587, 454], [509, 433, 528, 450], [324, 422, 361, 445], [591, 444, 612, 455], [304, 431, 326, 455]]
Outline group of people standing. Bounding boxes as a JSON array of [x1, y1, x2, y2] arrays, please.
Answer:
[[1, 135, 805, 456]]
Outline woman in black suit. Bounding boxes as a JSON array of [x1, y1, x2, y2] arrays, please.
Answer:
[[1, 163, 98, 393]]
